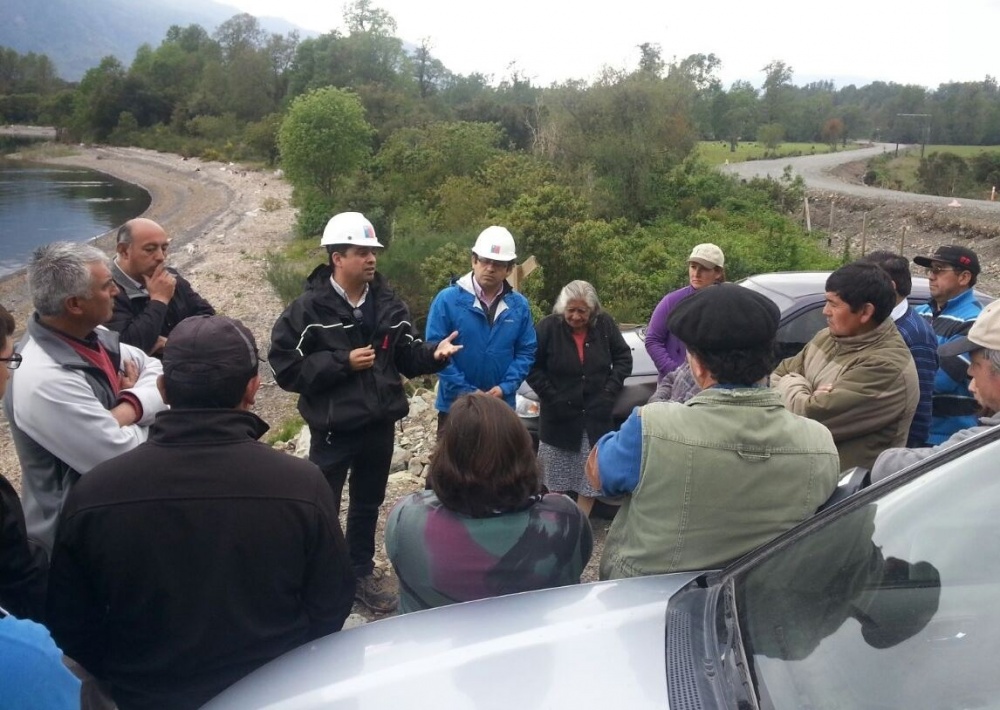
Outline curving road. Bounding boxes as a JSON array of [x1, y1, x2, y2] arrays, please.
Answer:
[[719, 142, 1000, 214]]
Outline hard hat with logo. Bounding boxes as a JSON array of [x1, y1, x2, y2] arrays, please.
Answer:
[[320, 212, 384, 248], [472, 226, 517, 261]]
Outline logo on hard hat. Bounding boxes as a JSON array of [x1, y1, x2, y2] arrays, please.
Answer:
[[490, 244, 501, 255], [364, 224, 376, 242]]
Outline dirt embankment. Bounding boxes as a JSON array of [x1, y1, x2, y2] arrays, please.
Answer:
[[806, 158, 1000, 294]]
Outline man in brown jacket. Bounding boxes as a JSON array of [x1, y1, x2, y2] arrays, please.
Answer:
[[771, 261, 919, 470]]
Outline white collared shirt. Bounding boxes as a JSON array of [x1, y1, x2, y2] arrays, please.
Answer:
[[329, 277, 369, 308], [890, 297, 909, 322]]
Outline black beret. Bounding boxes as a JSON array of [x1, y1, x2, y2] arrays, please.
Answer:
[[666, 283, 780, 350]]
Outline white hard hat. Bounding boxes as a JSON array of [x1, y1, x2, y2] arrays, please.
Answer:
[[320, 212, 384, 248], [472, 226, 517, 261]]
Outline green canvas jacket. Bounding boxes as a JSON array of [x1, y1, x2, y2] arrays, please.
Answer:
[[600, 387, 840, 579]]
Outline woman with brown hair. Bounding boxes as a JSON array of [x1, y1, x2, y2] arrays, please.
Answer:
[[386, 393, 593, 614]]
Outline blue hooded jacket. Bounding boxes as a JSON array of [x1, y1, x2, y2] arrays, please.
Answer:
[[426, 272, 536, 413]]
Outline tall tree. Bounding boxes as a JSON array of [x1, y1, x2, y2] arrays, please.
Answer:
[[278, 87, 374, 201], [761, 60, 793, 125]]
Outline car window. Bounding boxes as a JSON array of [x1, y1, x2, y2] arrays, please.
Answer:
[[736, 435, 1000, 708], [775, 306, 826, 360]]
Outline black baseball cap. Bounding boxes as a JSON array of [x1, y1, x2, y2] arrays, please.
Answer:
[[913, 245, 980, 275], [163, 315, 259, 385]]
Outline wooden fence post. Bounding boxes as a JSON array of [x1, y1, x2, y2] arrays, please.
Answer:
[[860, 212, 867, 256], [827, 200, 835, 247], [803, 196, 812, 233]]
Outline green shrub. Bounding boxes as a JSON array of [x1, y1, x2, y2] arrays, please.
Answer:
[[265, 251, 312, 306], [265, 416, 305, 445], [261, 196, 283, 212]]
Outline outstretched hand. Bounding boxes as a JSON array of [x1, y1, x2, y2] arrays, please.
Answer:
[[434, 330, 463, 361]]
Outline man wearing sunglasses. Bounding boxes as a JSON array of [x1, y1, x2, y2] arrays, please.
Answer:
[[912, 245, 984, 443]]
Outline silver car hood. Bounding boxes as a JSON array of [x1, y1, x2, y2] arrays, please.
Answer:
[[205, 573, 700, 710]]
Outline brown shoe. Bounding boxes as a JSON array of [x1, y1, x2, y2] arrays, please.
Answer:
[[355, 570, 398, 614]]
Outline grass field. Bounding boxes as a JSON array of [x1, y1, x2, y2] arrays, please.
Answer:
[[697, 141, 864, 165], [873, 145, 1000, 197]]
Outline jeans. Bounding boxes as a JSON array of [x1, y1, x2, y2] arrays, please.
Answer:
[[309, 421, 395, 577]]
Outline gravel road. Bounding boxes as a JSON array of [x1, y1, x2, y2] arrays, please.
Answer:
[[720, 142, 1000, 214]]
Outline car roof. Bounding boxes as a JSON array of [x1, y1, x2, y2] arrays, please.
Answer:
[[738, 271, 933, 300]]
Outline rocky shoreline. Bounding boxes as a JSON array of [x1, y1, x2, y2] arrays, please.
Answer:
[[0, 145, 303, 489]]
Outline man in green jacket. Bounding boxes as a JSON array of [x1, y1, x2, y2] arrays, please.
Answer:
[[589, 284, 840, 580], [772, 261, 920, 470]]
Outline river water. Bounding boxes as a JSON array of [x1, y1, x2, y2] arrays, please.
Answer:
[[0, 139, 150, 277]]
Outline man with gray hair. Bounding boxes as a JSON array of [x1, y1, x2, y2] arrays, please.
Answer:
[[872, 299, 1000, 481], [4, 241, 166, 559]]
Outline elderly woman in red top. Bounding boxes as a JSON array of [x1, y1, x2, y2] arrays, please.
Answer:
[[527, 280, 632, 516]]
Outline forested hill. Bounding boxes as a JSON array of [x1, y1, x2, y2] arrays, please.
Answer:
[[1, 0, 310, 81]]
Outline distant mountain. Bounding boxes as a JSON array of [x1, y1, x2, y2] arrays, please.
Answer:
[[1, 0, 315, 82]]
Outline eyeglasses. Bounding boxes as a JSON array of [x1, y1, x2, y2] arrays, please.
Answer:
[[926, 265, 960, 275], [0, 353, 22, 370], [474, 256, 513, 269]]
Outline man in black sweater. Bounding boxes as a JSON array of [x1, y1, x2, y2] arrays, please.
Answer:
[[108, 218, 215, 355], [46, 315, 355, 710]]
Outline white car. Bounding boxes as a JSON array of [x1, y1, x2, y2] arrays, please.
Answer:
[[205, 421, 1000, 709]]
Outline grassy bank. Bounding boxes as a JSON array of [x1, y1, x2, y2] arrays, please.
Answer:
[[868, 145, 1000, 198], [697, 141, 865, 165]]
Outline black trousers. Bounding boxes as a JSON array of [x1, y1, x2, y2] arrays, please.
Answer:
[[309, 421, 395, 577]]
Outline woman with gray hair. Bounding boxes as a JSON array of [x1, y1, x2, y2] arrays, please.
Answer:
[[527, 280, 632, 516]]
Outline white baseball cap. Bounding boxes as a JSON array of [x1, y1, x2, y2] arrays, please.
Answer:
[[688, 243, 725, 269]]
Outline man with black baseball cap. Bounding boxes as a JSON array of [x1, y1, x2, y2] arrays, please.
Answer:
[[47, 315, 355, 710], [589, 284, 840, 579], [873, 300, 1000, 481], [912, 244, 984, 443]]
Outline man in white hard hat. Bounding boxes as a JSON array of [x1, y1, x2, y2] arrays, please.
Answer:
[[426, 225, 537, 432], [269, 212, 461, 614]]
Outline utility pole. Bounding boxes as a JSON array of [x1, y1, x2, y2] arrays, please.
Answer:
[[897, 113, 931, 158]]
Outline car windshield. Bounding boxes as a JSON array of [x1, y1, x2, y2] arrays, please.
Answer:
[[733, 430, 1000, 708]]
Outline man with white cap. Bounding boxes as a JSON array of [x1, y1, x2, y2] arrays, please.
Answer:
[[425, 225, 536, 431], [269, 212, 460, 614], [645, 243, 725, 380], [872, 300, 1000, 481]]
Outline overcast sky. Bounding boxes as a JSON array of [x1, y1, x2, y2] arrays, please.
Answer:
[[226, 0, 999, 90]]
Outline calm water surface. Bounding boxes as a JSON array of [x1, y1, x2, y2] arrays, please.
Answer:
[[0, 153, 150, 277]]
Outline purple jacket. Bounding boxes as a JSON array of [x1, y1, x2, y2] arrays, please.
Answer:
[[645, 285, 695, 378]]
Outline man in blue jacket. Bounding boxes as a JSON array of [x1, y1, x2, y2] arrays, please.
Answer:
[[425, 226, 536, 431], [913, 245, 983, 443]]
